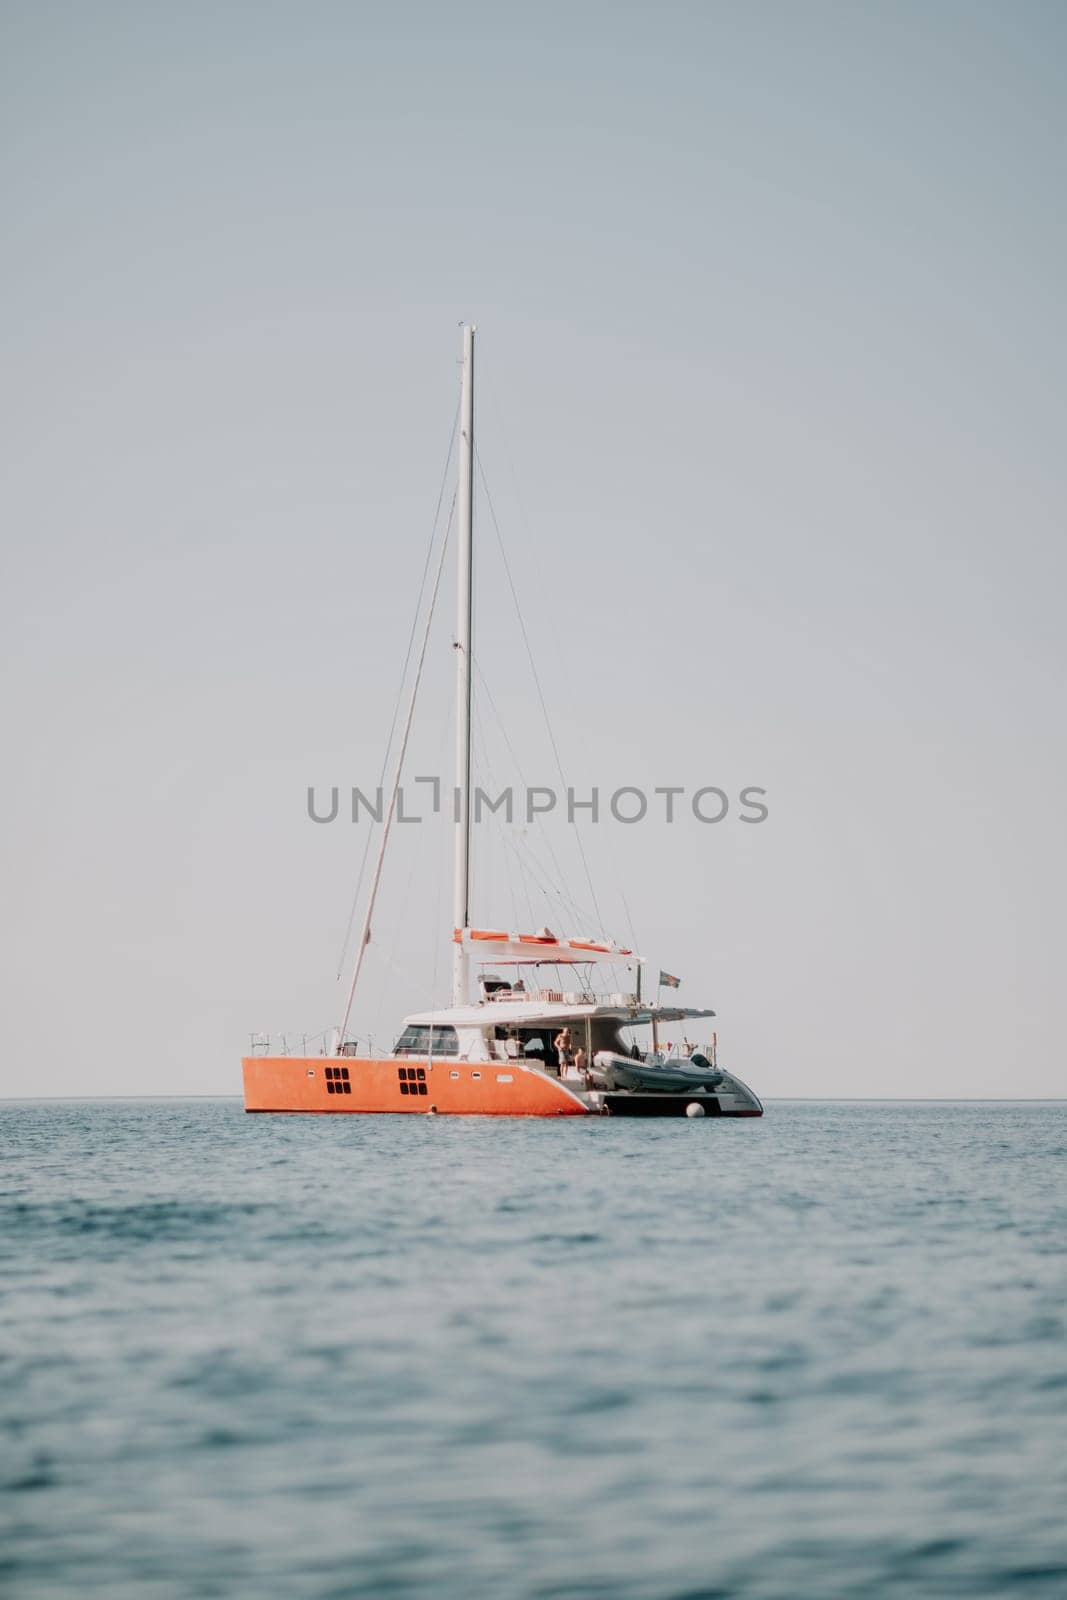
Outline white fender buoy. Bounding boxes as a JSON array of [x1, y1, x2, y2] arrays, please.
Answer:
[[686, 1102, 706, 1118]]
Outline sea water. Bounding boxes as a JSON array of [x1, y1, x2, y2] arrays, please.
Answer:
[[1, 1099, 1064, 1599]]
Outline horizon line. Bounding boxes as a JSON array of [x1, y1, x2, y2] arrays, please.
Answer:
[[1, 1094, 1065, 1106]]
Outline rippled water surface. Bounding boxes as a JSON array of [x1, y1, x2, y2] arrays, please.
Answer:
[[2, 1099, 1065, 1599]]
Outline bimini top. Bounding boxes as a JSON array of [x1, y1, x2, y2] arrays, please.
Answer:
[[455, 927, 640, 965], [403, 998, 716, 1029]]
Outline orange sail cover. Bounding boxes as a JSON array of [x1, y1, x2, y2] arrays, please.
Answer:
[[455, 928, 639, 965]]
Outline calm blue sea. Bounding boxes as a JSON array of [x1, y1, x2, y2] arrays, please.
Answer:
[[1, 1099, 1064, 1600]]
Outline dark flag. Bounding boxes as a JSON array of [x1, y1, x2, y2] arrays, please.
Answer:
[[659, 970, 681, 989]]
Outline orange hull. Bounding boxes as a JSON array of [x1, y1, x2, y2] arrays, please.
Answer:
[[242, 1056, 590, 1116]]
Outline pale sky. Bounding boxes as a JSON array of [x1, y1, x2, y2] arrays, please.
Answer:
[[2, 1, 1064, 1099]]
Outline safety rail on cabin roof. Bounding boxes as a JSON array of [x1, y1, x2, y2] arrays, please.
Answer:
[[481, 988, 639, 1007]]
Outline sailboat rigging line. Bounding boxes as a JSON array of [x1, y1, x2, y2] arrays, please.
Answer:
[[335, 503, 456, 1051], [504, 824, 591, 932], [470, 658, 598, 931], [471, 678, 560, 927], [471, 695, 524, 930], [334, 405, 460, 979], [366, 703, 453, 1052], [472, 687, 587, 931], [473, 447, 607, 936], [425, 693, 452, 1042], [595, 819, 641, 964], [471, 661, 529, 784], [479, 366, 640, 975], [481, 354, 572, 673]]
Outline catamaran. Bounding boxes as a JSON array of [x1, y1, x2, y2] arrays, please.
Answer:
[[242, 327, 762, 1119]]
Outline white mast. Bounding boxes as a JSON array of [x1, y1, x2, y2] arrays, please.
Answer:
[[452, 324, 475, 1006]]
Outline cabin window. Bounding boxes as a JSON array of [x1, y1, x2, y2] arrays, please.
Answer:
[[393, 1025, 459, 1057], [324, 1064, 352, 1095]]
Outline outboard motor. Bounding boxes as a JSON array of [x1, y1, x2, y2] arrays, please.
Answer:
[[690, 1052, 724, 1086]]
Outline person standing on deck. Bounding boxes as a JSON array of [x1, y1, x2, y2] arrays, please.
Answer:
[[554, 1027, 573, 1077]]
